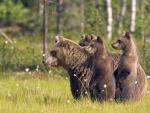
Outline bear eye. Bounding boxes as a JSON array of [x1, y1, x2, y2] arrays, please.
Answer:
[[118, 40, 122, 43], [50, 50, 57, 57]]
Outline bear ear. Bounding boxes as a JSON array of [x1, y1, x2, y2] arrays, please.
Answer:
[[125, 32, 131, 39], [55, 35, 63, 43], [97, 36, 103, 43], [91, 34, 96, 40], [81, 34, 85, 39]]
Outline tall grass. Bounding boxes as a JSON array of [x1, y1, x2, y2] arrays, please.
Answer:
[[0, 72, 150, 113]]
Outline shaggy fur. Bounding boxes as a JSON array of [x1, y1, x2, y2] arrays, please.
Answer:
[[46, 36, 94, 99], [112, 32, 147, 101], [84, 36, 116, 101]]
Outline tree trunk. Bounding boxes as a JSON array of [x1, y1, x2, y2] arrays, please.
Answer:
[[118, 0, 127, 34], [80, 0, 85, 34], [56, 0, 64, 35], [42, 0, 48, 62], [106, 0, 113, 39], [130, 0, 136, 32], [39, 0, 44, 17]]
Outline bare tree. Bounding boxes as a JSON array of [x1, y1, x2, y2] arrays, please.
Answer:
[[130, 0, 136, 32], [106, 0, 113, 39], [80, 0, 85, 34], [118, 0, 127, 34], [56, 0, 64, 35], [42, 0, 48, 62]]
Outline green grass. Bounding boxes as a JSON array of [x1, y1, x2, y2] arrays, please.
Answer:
[[0, 72, 150, 113]]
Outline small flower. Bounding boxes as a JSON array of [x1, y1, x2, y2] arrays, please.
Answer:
[[85, 91, 88, 94], [134, 81, 138, 84], [84, 79, 87, 82], [5, 41, 8, 44], [43, 54, 45, 57], [65, 77, 68, 80], [110, 98, 113, 101], [16, 83, 19, 87], [67, 99, 70, 104], [73, 74, 77, 77], [103, 84, 107, 88], [76, 90, 79, 92], [102, 89, 105, 92], [25, 68, 29, 72], [147, 90, 149, 94], [36, 65, 39, 72], [147, 76, 150, 79], [49, 70, 52, 74]]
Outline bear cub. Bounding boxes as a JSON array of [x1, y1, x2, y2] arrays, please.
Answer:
[[112, 32, 147, 101], [84, 35, 116, 102]]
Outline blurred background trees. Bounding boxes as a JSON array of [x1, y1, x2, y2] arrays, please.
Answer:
[[0, 0, 150, 74]]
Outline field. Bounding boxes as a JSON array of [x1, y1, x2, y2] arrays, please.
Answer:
[[0, 72, 150, 113]]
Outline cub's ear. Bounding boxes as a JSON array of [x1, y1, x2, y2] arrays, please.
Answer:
[[125, 32, 131, 39], [90, 34, 96, 40], [96, 36, 103, 43], [81, 34, 85, 39], [55, 35, 63, 43]]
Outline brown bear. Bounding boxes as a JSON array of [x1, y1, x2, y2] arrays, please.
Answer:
[[45, 36, 95, 99], [84, 36, 116, 101], [112, 32, 147, 101]]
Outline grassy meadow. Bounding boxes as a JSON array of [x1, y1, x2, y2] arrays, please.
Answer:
[[0, 72, 150, 113], [0, 36, 150, 113]]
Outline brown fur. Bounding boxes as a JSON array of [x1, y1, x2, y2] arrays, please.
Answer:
[[112, 32, 147, 101], [46, 36, 95, 99], [84, 36, 116, 101]]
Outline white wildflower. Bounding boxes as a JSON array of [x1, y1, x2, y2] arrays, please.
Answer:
[[110, 98, 113, 101], [147, 76, 150, 79], [147, 90, 149, 94], [134, 81, 138, 84], [36, 65, 39, 72], [85, 91, 88, 94], [76, 90, 79, 92], [49, 70, 52, 74], [16, 83, 19, 87], [65, 77, 68, 80], [73, 74, 77, 77], [103, 84, 107, 88], [84, 79, 87, 82], [102, 89, 105, 92], [67, 99, 70, 104], [5, 41, 8, 44], [25, 68, 29, 72], [43, 54, 45, 57]]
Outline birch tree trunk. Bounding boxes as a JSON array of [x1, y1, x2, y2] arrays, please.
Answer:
[[118, 0, 127, 34], [106, 0, 112, 39], [39, 0, 44, 17], [42, 0, 48, 62], [80, 0, 85, 34], [130, 0, 136, 32], [56, 0, 64, 35]]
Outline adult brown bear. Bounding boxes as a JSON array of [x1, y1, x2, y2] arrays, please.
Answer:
[[84, 36, 116, 101], [112, 32, 147, 101], [45, 36, 95, 99]]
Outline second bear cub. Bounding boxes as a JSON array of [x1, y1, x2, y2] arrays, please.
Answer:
[[112, 32, 145, 101], [84, 36, 116, 101]]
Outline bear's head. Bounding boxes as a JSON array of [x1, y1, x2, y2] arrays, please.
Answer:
[[112, 32, 131, 50], [79, 34, 96, 46], [84, 36, 106, 56], [45, 35, 87, 68]]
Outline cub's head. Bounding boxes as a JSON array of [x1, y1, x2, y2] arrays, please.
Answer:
[[84, 36, 105, 55], [79, 34, 96, 46], [112, 32, 131, 50]]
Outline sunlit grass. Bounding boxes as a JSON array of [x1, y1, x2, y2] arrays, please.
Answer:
[[0, 72, 150, 113]]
